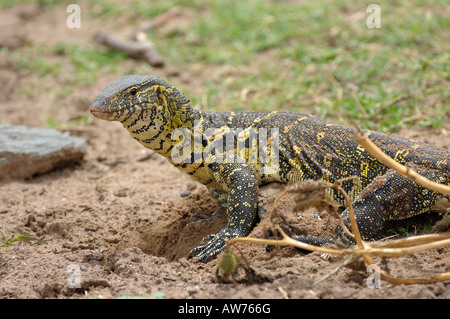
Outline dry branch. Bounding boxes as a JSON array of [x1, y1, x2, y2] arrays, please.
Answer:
[[228, 226, 450, 285], [91, 8, 182, 67], [137, 7, 181, 32], [353, 127, 450, 196], [93, 32, 164, 67]]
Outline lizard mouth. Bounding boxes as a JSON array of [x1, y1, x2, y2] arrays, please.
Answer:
[[89, 107, 111, 120], [90, 97, 110, 120], [90, 101, 147, 122]]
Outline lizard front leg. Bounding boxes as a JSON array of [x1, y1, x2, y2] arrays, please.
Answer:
[[187, 163, 258, 262]]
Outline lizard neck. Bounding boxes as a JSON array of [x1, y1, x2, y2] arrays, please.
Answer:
[[121, 103, 203, 158]]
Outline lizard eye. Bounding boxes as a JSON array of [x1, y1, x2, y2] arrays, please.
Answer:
[[130, 88, 137, 96]]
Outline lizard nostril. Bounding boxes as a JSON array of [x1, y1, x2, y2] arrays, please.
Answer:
[[89, 99, 109, 119]]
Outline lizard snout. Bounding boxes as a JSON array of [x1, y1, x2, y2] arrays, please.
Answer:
[[89, 98, 111, 120]]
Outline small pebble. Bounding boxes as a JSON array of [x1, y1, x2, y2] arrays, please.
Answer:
[[180, 191, 191, 197]]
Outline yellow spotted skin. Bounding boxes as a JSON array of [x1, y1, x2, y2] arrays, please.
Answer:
[[91, 75, 450, 261]]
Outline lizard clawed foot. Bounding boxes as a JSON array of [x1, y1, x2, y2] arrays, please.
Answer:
[[187, 228, 241, 262]]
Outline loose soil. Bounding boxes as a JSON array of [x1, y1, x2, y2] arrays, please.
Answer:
[[0, 3, 449, 299]]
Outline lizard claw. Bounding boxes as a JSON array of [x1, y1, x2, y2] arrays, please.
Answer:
[[187, 228, 241, 262], [200, 233, 216, 243]]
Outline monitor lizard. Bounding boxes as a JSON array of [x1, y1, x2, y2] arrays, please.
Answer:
[[90, 75, 449, 261]]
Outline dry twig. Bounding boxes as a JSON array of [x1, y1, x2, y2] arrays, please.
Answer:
[[353, 127, 450, 196], [92, 8, 181, 67], [93, 32, 164, 67]]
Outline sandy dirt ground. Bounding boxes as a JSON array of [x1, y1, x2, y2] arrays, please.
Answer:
[[0, 3, 449, 299]]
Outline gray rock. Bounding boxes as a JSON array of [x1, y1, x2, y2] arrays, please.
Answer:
[[0, 125, 86, 180]]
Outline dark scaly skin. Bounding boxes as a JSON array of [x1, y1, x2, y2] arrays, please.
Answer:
[[90, 75, 450, 261]]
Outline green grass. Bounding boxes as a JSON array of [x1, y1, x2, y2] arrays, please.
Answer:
[[0, 230, 41, 247], [386, 214, 434, 238], [150, 0, 448, 131], [8, 41, 129, 101], [45, 116, 61, 128], [3, 0, 449, 131]]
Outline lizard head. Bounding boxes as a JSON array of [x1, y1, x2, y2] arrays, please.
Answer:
[[90, 75, 191, 128]]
